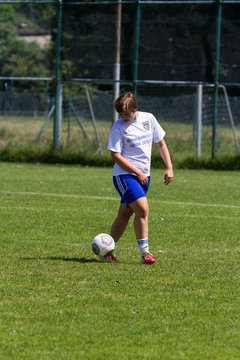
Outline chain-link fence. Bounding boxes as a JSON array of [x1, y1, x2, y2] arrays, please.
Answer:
[[0, 0, 240, 160]]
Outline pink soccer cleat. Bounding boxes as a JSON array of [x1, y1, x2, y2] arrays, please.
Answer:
[[100, 253, 119, 263], [142, 252, 156, 264]]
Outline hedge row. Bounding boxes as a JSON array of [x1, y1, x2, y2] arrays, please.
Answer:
[[0, 145, 240, 171]]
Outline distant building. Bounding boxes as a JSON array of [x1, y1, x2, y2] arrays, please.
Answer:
[[18, 23, 51, 49]]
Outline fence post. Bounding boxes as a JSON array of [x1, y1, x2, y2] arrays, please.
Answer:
[[113, 0, 122, 122], [133, 0, 141, 97], [54, 0, 63, 148], [212, 0, 222, 159], [197, 84, 203, 158]]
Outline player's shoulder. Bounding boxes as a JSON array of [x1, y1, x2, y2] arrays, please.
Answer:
[[111, 118, 124, 130], [109, 119, 126, 138], [138, 111, 156, 119], [138, 111, 157, 124]]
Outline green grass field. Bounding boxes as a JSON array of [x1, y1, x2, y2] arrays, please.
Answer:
[[1, 163, 240, 359]]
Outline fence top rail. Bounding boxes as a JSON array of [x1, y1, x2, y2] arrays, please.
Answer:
[[0, 77, 52, 81], [0, 0, 240, 4], [0, 0, 57, 3], [2, 77, 240, 87], [77, 0, 240, 3]]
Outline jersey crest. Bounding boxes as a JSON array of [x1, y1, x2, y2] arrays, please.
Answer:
[[142, 121, 150, 130]]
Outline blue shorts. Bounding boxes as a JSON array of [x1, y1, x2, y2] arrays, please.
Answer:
[[113, 174, 151, 206]]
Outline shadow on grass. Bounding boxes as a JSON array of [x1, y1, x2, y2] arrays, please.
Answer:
[[22, 257, 101, 263]]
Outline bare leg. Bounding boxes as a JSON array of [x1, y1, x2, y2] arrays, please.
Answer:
[[110, 203, 133, 242], [129, 197, 149, 240]]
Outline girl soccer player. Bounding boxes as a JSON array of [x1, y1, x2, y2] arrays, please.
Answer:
[[104, 92, 173, 264]]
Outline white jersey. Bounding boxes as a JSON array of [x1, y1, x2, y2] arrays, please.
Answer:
[[107, 111, 165, 176]]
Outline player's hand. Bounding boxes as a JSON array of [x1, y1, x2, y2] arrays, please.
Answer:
[[137, 173, 149, 185], [164, 169, 174, 185]]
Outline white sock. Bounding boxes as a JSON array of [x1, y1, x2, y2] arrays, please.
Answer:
[[137, 238, 149, 255]]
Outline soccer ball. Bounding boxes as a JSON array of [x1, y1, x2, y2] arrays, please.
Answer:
[[92, 233, 115, 257]]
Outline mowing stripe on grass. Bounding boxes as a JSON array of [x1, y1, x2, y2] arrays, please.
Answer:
[[1, 191, 240, 210], [0, 205, 239, 220]]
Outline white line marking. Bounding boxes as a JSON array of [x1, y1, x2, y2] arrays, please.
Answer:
[[1, 191, 116, 202], [1, 191, 240, 210], [157, 200, 240, 210]]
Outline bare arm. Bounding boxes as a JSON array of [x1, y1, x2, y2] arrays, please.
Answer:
[[110, 151, 149, 185], [156, 139, 174, 185]]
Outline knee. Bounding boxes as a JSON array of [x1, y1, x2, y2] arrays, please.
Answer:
[[136, 206, 149, 219]]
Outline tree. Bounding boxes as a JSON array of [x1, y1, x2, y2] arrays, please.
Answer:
[[0, 4, 55, 92]]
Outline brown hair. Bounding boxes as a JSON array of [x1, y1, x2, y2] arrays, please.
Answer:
[[114, 92, 138, 113]]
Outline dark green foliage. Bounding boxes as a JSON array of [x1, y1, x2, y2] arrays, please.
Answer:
[[178, 155, 240, 171], [0, 4, 54, 90], [1, 3, 240, 83], [0, 144, 240, 170], [0, 145, 113, 167]]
